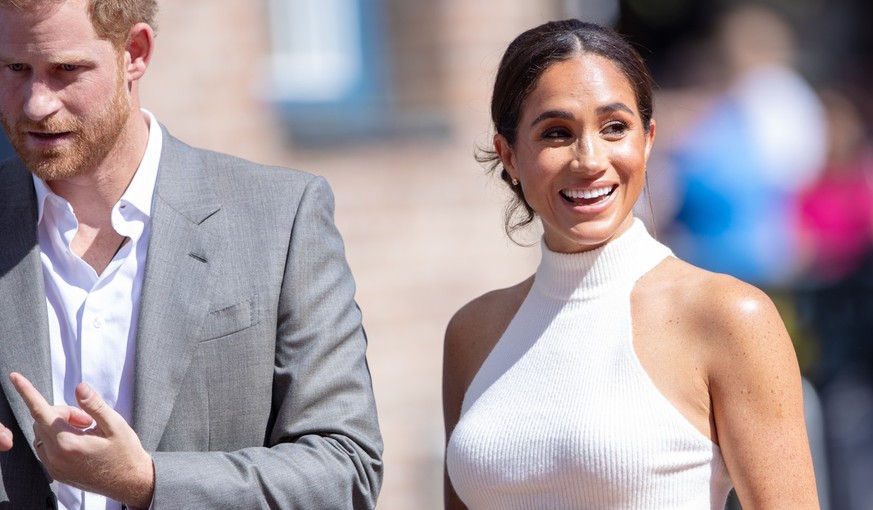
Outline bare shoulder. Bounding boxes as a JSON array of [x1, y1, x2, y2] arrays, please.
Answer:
[[442, 276, 534, 443], [636, 255, 798, 399], [643, 257, 787, 352], [644, 258, 816, 507], [444, 277, 534, 392]]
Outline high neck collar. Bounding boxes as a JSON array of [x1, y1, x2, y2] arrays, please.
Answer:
[[533, 219, 673, 301]]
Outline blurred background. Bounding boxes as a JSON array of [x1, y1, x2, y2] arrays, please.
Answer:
[[4, 0, 872, 508]]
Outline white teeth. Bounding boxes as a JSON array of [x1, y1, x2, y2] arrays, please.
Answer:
[[563, 187, 613, 200]]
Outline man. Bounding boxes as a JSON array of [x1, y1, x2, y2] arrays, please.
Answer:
[[0, 0, 383, 508]]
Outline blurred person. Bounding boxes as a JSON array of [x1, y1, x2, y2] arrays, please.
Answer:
[[794, 89, 873, 510], [0, 0, 382, 509], [797, 90, 873, 287], [442, 19, 818, 510], [666, 3, 827, 288]]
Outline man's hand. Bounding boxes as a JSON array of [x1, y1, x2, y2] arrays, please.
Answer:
[[0, 422, 12, 451], [9, 372, 155, 508], [0, 391, 92, 451]]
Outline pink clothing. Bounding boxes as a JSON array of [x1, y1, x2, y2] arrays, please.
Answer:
[[798, 153, 873, 282]]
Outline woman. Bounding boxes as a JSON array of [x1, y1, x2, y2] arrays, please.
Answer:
[[443, 19, 819, 509]]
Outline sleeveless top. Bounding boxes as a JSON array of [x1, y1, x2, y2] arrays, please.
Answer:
[[446, 219, 733, 509]]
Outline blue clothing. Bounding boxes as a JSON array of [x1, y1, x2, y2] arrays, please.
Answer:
[[0, 133, 14, 162], [671, 95, 798, 286]]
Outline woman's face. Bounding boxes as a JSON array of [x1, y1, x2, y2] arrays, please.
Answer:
[[496, 53, 655, 254]]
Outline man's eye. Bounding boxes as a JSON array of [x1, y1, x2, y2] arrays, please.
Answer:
[[60, 64, 79, 72], [8, 64, 26, 72]]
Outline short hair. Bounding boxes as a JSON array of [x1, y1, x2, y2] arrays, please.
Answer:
[[0, 0, 158, 46], [479, 19, 654, 238]]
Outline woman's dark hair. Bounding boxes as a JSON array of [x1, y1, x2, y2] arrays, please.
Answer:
[[478, 19, 654, 239]]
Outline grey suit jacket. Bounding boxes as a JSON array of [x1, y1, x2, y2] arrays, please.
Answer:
[[0, 130, 383, 509]]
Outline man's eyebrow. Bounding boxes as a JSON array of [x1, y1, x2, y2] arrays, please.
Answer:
[[0, 52, 93, 65], [47, 54, 91, 65]]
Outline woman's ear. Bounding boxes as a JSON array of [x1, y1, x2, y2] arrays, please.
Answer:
[[494, 133, 518, 182], [643, 118, 656, 163]]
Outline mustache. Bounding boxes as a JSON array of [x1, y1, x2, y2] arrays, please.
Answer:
[[13, 116, 83, 134]]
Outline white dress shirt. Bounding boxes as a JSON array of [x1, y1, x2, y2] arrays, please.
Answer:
[[34, 110, 162, 510]]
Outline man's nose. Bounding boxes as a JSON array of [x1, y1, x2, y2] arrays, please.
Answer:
[[22, 80, 63, 122]]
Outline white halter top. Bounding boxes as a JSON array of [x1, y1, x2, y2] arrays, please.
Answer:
[[447, 219, 733, 509]]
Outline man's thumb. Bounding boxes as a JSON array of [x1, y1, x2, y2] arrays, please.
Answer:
[[75, 383, 114, 432]]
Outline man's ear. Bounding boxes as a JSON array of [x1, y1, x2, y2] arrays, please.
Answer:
[[124, 22, 155, 82]]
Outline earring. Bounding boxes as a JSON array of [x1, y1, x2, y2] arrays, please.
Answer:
[[511, 177, 519, 186]]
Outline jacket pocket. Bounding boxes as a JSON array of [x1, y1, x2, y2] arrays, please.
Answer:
[[199, 296, 259, 341]]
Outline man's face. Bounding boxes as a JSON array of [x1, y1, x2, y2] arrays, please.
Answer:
[[0, 0, 132, 181]]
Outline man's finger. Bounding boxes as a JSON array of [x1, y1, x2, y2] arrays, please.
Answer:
[[0, 424, 13, 452], [56, 405, 96, 430], [75, 383, 119, 435], [9, 373, 55, 425]]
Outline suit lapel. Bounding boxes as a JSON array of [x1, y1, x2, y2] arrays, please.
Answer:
[[0, 135, 224, 453], [132, 132, 223, 451], [0, 160, 52, 452]]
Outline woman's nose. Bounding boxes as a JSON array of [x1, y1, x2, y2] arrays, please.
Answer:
[[571, 136, 608, 174]]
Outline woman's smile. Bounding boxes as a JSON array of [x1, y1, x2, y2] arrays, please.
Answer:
[[560, 185, 617, 204]]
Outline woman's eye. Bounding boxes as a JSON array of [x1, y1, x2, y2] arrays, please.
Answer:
[[603, 122, 629, 137], [543, 128, 571, 140]]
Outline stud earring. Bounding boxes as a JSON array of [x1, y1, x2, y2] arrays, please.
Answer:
[[511, 177, 519, 186]]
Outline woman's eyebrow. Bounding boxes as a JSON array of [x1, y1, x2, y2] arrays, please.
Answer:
[[597, 102, 635, 116], [529, 110, 574, 127], [529, 102, 635, 128]]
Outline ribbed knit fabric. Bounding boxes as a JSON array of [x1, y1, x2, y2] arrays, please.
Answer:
[[447, 219, 733, 509]]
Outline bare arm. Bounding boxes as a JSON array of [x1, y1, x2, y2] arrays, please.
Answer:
[[705, 280, 819, 509], [442, 313, 470, 510]]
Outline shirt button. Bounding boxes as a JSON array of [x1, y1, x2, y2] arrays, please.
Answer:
[[92, 316, 105, 329]]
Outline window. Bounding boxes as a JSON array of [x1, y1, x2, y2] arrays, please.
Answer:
[[263, 0, 396, 144], [265, 0, 366, 102]]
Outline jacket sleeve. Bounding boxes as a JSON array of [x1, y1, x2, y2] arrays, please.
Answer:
[[148, 176, 384, 509]]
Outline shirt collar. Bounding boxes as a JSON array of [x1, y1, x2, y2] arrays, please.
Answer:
[[120, 108, 162, 219], [32, 108, 163, 225], [32, 172, 53, 226]]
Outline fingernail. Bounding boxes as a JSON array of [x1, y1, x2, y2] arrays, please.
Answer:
[[78, 384, 93, 401]]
